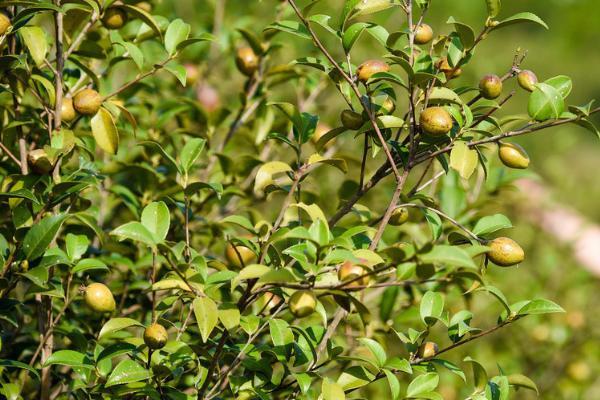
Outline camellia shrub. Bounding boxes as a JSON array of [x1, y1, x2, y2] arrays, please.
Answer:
[[0, 0, 598, 399]]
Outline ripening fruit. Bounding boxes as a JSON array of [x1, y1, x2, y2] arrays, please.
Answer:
[[436, 57, 462, 80], [0, 13, 12, 36], [102, 7, 128, 30], [419, 107, 453, 136], [479, 74, 503, 99], [418, 341, 439, 358], [337, 261, 370, 287], [60, 98, 77, 122], [196, 83, 220, 112], [340, 110, 364, 130], [27, 149, 53, 174], [84, 282, 116, 313], [225, 243, 256, 269], [413, 23, 433, 45], [135, 1, 152, 12], [288, 290, 317, 318], [498, 142, 530, 169], [517, 70, 538, 92], [487, 237, 525, 267], [389, 207, 409, 226], [144, 323, 168, 350], [73, 89, 103, 116], [357, 60, 390, 83], [263, 292, 283, 311], [235, 47, 259, 76], [184, 63, 200, 86]]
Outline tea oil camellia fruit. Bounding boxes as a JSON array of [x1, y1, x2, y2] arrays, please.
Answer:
[[102, 7, 128, 30], [389, 207, 409, 226], [436, 57, 462, 80], [144, 323, 168, 350], [337, 261, 370, 287], [413, 23, 433, 45], [418, 341, 439, 358], [235, 47, 259, 76], [487, 237, 525, 267], [517, 70, 538, 92], [498, 142, 530, 169], [0, 13, 11, 35], [73, 89, 103, 116], [420, 107, 453, 136], [83, 283, 116, 313], [341, 110, 364, 130], [357, 60, 390, 83], [289, 290, 317, 318], [225, 243, 256, 269], [479, 74, 503, 99], [60, 98, 77, 122], [28, 149, 53, 174]]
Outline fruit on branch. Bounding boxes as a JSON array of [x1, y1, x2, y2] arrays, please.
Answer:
[[413, 23, 433, 45], [144, 323, 168, 349], [83, 282, 116, 313], [337, 261, 370, 287], [487, 237, 525, 267], [436, 57, 462, 80], [184, 64, 200, 86], [225, 243, 256, 269], [517, 70, 538, 92], [102, 7, 128, 30], [289, 290, 317, 318], [135, 1, 152, 12], [263, 292, 283, 311], [60, 98, 77, 122], [73, 89, 103, 116], [27, 149, 53, 174], [340, 110, 364, 130], [419, 107, 453, 136], [479, 74, 503, 99], [235, 47, 259, 76], [196, 82, 221, 112], [498, 142, 530, 169], [0, 13, 11, 35], [357, 60, 390, 83], [418, 341, 439, 358], [389, 207, 409, 226]]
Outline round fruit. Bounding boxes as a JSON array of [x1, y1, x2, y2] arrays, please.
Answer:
[[27, 149, 53, 174], [144, 323, 168, 350], [487, 237, 525, 267], [288, 290, 317, 318], [340, 110, 364, 130], [225, 243, 256, 269], [196, 83, 220, 112], [418, 341, 439, 358], [102, 7, 128, 30], [357, 60, 390, 83], [517, 70, 538, 92], [389, 207, 409, 226], [60, 98, 77, 122], [0, 13, 12, 36], [479, 74, 503, 99], [338, 261, 370, 287], [135, 1, 152, 12], [436, 57, 462, 80], [419, 107, 453, 136], [413, 23, 433, 45], [498, 142, 530, 169], [184, 63, 200, 86], [73, 89, 103, 116], [235, 47, 259, 76], [83, 282, 116, 313]]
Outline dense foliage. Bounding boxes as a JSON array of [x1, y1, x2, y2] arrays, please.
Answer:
[[0, 0, 598, 399]]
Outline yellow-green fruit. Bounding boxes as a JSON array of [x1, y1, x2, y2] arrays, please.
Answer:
[[143, 323, 168, 350], [357, 60, 390, 83], [414, 23, 433, 45], [288, 290, 317, 318], [338, 261, 369, 287], [27, 149, 53, 174], [60, 98, 77, 122], [418, 341, 439, 358], [479, 74, 502, 99], [84, 283, 116, 313], [102, 7, 128, 30], [0, 13, 11, 36], [340, 110, 364, 130], [498, 142, 530, 169], [517, 70, 538, 92], [135, 1, 152, 13], [235, 47, 259, 76], [419, 107, 453, 136], [389, 207, 409, 226], [225, 243, 256, 269], [487, 237, 525, 267], [73, 89, 103, 116]]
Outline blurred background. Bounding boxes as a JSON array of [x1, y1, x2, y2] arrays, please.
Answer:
[[151, 0, 600, 398]]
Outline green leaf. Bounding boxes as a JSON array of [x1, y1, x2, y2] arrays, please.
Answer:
[[232, 264, 270, 289], [420, 245, 477, 269], [544, 75, 572, 99], [492, 12, 549, 31], [507, 374, 539, 394], [43, 350, 93, 369], [464, 357, 488, 392], [23, 214, 67, 261], [307, 153, 348, 174], [179, 138, 206, 174], [269, 319, 294, 347], [383, 369, 401, 400], [485, 0, 501, 18], [165, 61, 187, 86], [0, 359, 40, 381], [110, 221, 156, 247], [164, 19, 190, 55], [193, 297, 218, 342], [322, 378, 346, 400], [121, 4, 163, 39], [517, 299, 564, 315], [65, 233, 89, 262], [528, 83, 565, 122], [357, 338, 387, 367], [343, 22, 368, 53], [218, 304, 240, 331], [99, 318, 144, 340], [141, 201, 170, 243], [20, 26, 48, 67], [447, 17, 475, 48], [91, 108, 119, 154], [406, 373, 439, 398], [472, 214, 512, 236], [422, 208, 443, 240], [420, 291, 445, 326], [71, 258, 108, 274], [450, 141, 478, 180], [265, 20, 311, 40], [254, 161, 292, 194], [105, 359, 150, 387]]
